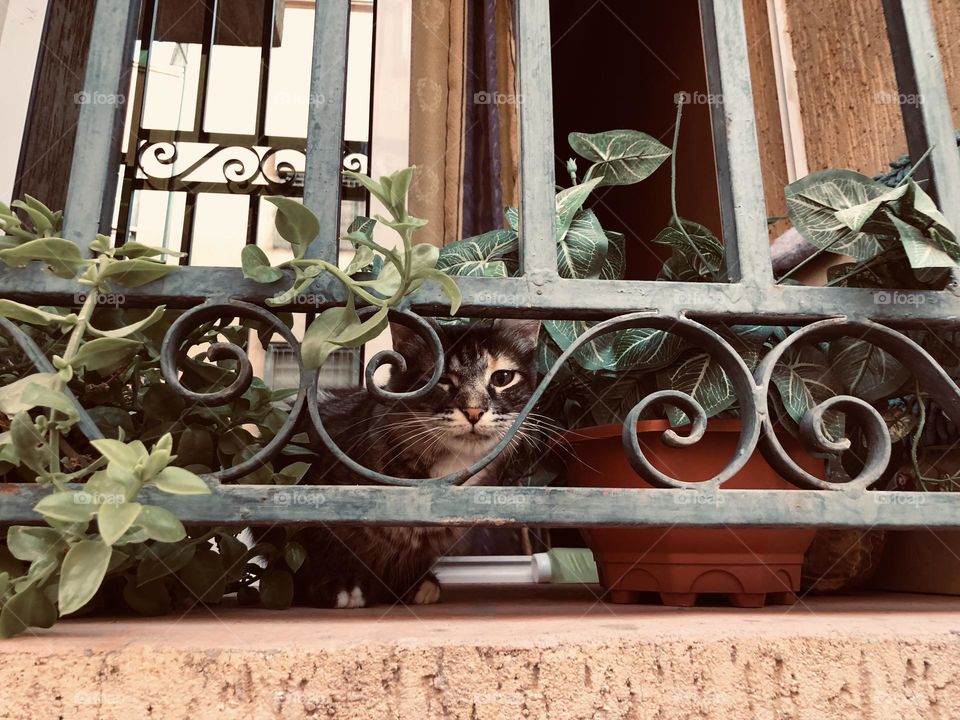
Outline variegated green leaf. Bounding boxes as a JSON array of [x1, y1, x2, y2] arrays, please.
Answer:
[[657, 353, 736, 426], [557, 210, 608, 279], [504, 206, 518, 231], [612, 328, 685, 372], [600, 231, 625, 280], [554, 179, 600, 244], [827, 337, 909, 403], [785, 170, 894, 260], [569, 130, 671, 187], [653, 218, 723, 276], [543, 319, 616, 372], [436, 229, 517, 277], [889, 213, 956, 275], [770, 345, 844, 441]]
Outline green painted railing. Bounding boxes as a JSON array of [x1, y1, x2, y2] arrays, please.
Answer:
[[2, 0, 960, 529]]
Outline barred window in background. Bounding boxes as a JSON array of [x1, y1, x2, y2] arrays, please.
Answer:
[[264, 343, 360, 391]]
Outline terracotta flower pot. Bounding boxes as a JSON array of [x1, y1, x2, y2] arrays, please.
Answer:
[[564, 419, 822, 608]]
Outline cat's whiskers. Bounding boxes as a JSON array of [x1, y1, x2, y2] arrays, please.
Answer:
[[363, 419, 432, 444], [411, 430, 452, 473], [378, 423, 447, 470]]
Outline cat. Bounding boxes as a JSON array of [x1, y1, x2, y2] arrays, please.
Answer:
[[292, 317, 541, 608]]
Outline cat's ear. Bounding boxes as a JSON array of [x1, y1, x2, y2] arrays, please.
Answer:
[[389, 318, 438, 358], [492, 319, 541, 350]]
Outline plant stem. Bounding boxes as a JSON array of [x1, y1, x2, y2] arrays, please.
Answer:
[[822, 245, 899, 287], [776, 234, 848, 284], [896, 146, 934, 187], [286, 260, 385, 307], [48, 284, 100, 476], [670, 102, 683, 224]]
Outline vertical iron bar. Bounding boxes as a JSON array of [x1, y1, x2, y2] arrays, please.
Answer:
[[302, 0, 351, 263], [698, 0, 773, 287], [516, 0, 557, 280], [115, 0, 157, 245], [246, 0, 277, 247], [97, 0, 143, 238], [179, 0, 217, 264], [882, 0, 960, 235], [364, 0, 378, 222], [62, 0, 140, 253]]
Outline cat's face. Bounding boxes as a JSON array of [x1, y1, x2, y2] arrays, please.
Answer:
[[388, 319, 541, 456]]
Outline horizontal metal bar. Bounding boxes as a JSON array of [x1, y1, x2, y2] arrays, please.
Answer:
[[138, 132, 368, 154], [699, 0, 774, 287], [0, 484, 956, 529], [4, 265, 960, 326], [62, 0, 140, 253], [516, 0, 558, 280], [0, 265, 344, 309], [127, 178, 367, 201]]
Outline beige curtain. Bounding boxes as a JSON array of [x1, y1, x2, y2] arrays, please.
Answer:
[[408, 0, 518, 247], [408, 0, 467, 248]]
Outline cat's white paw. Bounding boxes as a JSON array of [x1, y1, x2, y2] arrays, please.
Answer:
[[412, 578, 441, 605], [334, 586, 366, 608]]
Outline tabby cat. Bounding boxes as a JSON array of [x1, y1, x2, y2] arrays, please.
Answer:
[[293, 318, 541, 608]]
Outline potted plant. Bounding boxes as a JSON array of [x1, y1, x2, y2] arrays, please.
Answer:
[[438, 105, 960, 606]]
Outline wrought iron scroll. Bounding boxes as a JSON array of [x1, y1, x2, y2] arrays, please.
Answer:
[[755, 318, 960, 491], [151, 303, 960, 493], [133, 141, 368, 198]]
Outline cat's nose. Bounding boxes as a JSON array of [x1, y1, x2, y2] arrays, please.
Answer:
[[460, 407, 486, 425]]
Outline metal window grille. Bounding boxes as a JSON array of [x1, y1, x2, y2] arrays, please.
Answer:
[[265, 343, 359, 390], [2, 0, 960, 530]]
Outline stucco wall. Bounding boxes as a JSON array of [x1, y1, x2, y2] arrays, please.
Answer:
[[3, 589, 959, 719], [787, 0, 960, 174]]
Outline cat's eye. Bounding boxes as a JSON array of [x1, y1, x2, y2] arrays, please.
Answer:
[[489, 370, 517, 388], [437, 375, 455, 388]]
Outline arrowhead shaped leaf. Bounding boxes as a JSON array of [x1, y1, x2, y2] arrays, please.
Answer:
[[600, 231, 625, 280], [827, 337, 909, 403], [770, 345, 845, 441], [436, 229, 518, 277], [657, 353, 736, 425], [785, 169, 894, 260], [544, 319, 616, 372], [612, 328, 685, 372], [557, 209, 608, 279], [654, 218, 723, 277], [569, 129, 671, 186], [555, 178, 601, 244]]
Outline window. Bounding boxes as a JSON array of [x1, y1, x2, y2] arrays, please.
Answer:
[[263, 342, 360, 391]]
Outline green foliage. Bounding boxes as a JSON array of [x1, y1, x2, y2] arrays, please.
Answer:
[[0, 199, 323, 637], [436, 104, 958, 493], [242, 167, 461, 369], [783, 163, 959, 287]]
